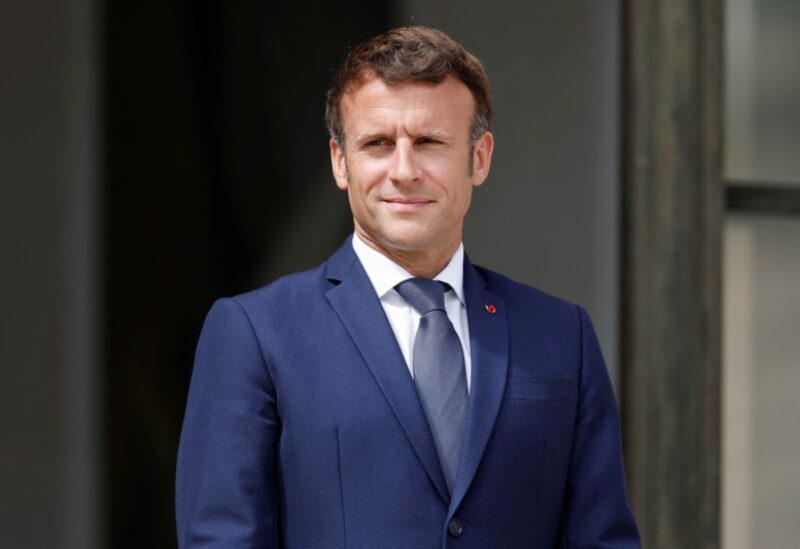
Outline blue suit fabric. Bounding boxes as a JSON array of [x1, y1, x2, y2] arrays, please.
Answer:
[[176, 237, 640, 548]]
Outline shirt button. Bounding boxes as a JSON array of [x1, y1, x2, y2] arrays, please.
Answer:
[[448, 518, 465, 537]]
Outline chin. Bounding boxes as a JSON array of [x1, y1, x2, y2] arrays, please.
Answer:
[[378, 230, 433, 253], [366, 220, 427, 248]]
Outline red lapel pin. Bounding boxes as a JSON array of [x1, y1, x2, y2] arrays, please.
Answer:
[[485, 304, 496, 314]]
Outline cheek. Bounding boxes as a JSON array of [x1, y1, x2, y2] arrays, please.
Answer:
[[451, 181, 475, 213], [428, 156, 472, 189], [349, 160, 386, 190]]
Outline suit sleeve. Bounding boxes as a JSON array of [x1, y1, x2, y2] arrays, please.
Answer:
[[176, 298, 280, 548], [559, 306, 640, 548]]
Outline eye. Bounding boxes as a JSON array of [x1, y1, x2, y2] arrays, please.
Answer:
[[418, 137, 442, 145], [365, 139, 390, 147]]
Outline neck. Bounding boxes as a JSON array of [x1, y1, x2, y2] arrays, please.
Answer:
[[355, 228, 459, 279]]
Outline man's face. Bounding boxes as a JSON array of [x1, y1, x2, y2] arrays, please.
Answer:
[[330, 75, 493, 260]]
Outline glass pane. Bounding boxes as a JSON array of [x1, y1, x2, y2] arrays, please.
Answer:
[[723, 214, 800, 549], [726, 0, 800, 184]]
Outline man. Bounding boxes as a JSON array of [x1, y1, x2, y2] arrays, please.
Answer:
[[176, 26, 639, 548]]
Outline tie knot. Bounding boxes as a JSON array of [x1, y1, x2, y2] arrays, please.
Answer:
[[395, 277, 447, 315]]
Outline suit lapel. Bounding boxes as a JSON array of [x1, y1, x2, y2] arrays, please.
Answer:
[[324, 240, 450, 504], [450, 257, 510, 513]]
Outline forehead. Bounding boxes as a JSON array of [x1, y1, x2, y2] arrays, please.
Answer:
[[340, 75, 475, 135]]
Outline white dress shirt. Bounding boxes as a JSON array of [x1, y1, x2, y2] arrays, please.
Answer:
[[352, 232, 472, 391]]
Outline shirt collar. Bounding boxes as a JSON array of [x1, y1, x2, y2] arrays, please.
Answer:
[[351, 232, 466, 307]]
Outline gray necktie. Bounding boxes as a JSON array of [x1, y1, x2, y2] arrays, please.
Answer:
[[395, 277, 468, 494]]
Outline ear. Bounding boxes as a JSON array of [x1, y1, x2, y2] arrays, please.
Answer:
[[470, 131, 494, 187], [330, 137, 349, 190]]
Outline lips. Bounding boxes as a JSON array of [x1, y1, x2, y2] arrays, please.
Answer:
[[381, 198, 434, 212]]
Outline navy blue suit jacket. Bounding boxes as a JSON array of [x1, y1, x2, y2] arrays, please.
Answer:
[[176, 238, 639, 548]]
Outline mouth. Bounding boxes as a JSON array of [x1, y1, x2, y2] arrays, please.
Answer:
[[381, 198, 434, 213]]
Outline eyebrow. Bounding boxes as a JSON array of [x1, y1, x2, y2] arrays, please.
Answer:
[[419, 129, 453, 140], [354, 129, 454, 147]]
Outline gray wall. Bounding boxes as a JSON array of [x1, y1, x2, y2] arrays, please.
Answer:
[[395, 1, 621, 382], [0, 1, 100, 548]]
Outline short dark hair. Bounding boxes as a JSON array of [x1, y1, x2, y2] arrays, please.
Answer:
[[325, 26, 492, 148]]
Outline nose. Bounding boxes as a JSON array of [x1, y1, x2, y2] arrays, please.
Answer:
[[388, 140, 420, 184]]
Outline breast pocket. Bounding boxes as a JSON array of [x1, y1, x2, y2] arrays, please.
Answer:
[[503, 376, 570, 401]]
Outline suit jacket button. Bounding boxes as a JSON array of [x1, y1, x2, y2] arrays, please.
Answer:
[[448, 518, 465, 537]]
